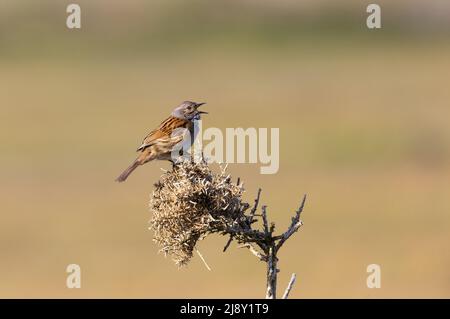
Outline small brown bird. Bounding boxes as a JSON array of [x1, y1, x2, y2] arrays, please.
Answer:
[[116, 101, 207, 182]]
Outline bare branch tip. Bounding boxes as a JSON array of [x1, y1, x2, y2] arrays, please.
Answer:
[[282, 273, 297, 299], [195, 248, 212, 271], [299, 194, 307, 211], [223, 235, 233, 252]]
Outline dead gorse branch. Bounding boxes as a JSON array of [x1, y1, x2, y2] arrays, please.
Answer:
[[149, 160, 306, 298]]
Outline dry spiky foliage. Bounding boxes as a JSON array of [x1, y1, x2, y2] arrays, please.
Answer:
[[149, 160, 249, 267], [149, 159, 306, 299]]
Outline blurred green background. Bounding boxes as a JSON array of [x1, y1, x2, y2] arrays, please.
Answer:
[[1, 0, 450, 298]]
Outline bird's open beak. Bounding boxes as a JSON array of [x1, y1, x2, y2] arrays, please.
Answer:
[[195, 102, 207, 114]]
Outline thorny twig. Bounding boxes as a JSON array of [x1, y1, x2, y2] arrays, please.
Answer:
[[249, 188, 262, 223], [149, 160, 307, 299], [275, 194, 306, 252], [239, 243, 267, 261], [222, 192, 307, 299]]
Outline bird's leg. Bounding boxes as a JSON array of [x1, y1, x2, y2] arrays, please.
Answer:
[[169, 159, 178, 171]]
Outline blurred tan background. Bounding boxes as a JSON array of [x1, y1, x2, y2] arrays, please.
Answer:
[[1, 0, 450, 298]]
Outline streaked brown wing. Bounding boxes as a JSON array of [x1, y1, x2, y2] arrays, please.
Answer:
[[136, 116, 189, 152]]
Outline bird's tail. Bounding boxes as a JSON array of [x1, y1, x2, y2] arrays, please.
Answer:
[[115, 160, 140, 182]]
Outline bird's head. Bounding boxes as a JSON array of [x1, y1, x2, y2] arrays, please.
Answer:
[[172, 101, 207, 121]]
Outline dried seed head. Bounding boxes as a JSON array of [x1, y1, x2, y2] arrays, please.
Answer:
[[149, 160, 247, 267]]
